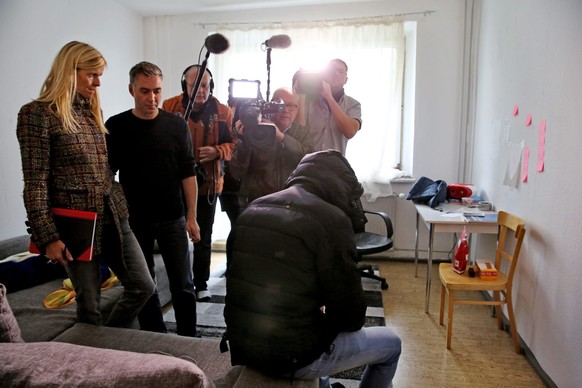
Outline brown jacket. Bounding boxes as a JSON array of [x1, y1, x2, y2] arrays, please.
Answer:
[[162, 95, 234, 196]]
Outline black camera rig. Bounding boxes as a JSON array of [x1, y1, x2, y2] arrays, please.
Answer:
[[228, 78, 285, 151]]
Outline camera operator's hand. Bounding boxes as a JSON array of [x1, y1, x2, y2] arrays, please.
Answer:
[[198, 146, 219, 163], [261, 118, 285, 142], [320, 80, 334, 103], [292, 78, 301, 95]]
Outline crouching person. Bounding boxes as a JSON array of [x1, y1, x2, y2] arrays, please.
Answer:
[[223, 150, 401, 387]]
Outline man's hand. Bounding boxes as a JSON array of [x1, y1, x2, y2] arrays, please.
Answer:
[[320, 80, 334, 102], [198, 146, 218, 163], [186, 218, 201, 243], [234, 120, 245, 135], [260, 118, 285, 142]]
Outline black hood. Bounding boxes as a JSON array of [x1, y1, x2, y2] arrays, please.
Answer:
[[285, 150, 364, 227]]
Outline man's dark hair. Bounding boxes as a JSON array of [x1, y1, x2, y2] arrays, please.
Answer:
[[329, 58, 348, 72], [129, 61, 163, 85]]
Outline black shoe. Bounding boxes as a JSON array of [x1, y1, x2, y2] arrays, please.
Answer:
[[196, 290, 211, 301], [331, 383, 346, 388]]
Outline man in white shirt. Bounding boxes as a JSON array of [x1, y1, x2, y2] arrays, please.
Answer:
[[296, 59, 362, 155]]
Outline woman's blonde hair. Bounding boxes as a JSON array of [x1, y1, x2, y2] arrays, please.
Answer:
[[38, 41, 107, 134]]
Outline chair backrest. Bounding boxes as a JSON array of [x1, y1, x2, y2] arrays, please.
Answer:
[[355, 209, 394, 257], [495, 211, 526, 286]]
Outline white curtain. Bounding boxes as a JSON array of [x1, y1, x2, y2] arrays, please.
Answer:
[[213, 19, 405, 200]]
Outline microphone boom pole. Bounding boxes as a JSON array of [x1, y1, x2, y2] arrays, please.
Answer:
[[184, 34, 229, 120], [262, 34, 291, 102], [184, 50, 210, 120], [266, 48, 272, 102]]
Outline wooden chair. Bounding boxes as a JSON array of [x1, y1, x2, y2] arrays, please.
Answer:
[[355, 209, 394, 290], [438, 211, 526, 353]]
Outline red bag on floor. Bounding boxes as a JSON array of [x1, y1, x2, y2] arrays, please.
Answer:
[[453, 227, 469, 274]]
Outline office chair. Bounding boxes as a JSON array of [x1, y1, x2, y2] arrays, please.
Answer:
[[438, 211, 526, 353], [355, 209, 394, 290]]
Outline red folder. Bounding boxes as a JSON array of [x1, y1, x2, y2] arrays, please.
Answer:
[[29, 208, 98, 262]]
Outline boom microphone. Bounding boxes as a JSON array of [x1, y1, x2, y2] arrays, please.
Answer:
[[205, 33, 230, 54], [264, 35, 292, 49]]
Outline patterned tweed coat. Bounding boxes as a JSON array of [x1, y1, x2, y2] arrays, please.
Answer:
[[16, 94, 128, 256]]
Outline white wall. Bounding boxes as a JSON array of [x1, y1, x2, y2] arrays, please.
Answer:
[[0, 0, 143, 239], [472, 1, 582, 386]]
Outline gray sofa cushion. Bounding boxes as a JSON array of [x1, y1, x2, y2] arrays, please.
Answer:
[[0, 284, 23, 343], [53, 324, 317, 387], [54, 323, 231, 382], [0, 342, 213, 387], [0, 235, 30, 260], [8, 278, 126, 342]]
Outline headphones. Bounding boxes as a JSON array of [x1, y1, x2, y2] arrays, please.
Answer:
[[181, 64, 214, 95]]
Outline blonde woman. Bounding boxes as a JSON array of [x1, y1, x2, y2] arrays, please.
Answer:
[[16, 41, 154, 327]]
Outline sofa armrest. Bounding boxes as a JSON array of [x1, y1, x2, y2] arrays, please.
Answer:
[[0, 342, 212, 387], [54, 323, 231, 382], [54, 324, 318, 387]]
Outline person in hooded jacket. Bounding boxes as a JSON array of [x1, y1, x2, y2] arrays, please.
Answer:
[[223, 150, 401, 387]]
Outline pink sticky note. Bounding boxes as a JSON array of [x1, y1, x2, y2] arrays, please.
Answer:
[[537, 120, 546, 172], [521, 146, 530, 183], [525, 113, 533, 126], [513, 104, 519, 116]]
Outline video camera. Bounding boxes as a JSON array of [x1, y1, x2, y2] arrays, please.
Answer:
[[293, 68, 332, 95], [228, 78, 285, 151]]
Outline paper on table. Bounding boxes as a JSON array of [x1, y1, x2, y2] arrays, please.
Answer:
[[465, 213, 498, 222], [442, 212, 463, 217]]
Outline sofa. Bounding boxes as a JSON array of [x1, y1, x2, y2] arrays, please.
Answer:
[[0, 234, 316, 387]]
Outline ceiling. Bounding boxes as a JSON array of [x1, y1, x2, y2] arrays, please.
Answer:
[[113, 0, 365, 17]]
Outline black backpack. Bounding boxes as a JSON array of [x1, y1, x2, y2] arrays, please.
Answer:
[[406, 176, 448, 208]]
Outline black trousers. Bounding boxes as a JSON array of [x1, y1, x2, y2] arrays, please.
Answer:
[[193, 195, 218, 291]]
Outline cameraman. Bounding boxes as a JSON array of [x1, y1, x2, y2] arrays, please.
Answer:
[[229, 87, 314, 209], [162, 65, 234, 302], [295, 59, 361, 155]]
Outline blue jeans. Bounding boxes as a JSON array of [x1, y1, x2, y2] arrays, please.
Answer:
[[293, 327, 401, 388], [130, 216, 198, 337], [66, 218, 155, 327]]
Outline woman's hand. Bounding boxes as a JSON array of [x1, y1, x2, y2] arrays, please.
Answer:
[[45, 239, 73, 266]]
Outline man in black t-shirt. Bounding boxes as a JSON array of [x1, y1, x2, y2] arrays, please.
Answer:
[[106, 61, 200, 337]]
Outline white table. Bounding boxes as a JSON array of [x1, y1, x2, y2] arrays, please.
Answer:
[[414, 203, 498, 313]]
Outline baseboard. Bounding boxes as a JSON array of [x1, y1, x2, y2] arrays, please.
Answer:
[[361, 249, 452, 263], [479, 291, 557, 387], [211, 242, 227, 252]]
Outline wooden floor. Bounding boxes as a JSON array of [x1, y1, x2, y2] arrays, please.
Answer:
[[210, 252, 544, 387], [373, 259, 545, 388]]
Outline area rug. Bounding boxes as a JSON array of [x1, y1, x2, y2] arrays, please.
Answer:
[[164, 263, 386, 387]]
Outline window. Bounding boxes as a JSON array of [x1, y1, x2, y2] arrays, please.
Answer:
[[212, 19, 413, 199]]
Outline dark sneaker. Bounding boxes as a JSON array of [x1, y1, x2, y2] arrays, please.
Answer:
[[196, 290, 211, 302]]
